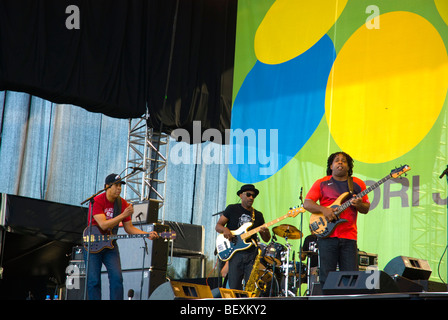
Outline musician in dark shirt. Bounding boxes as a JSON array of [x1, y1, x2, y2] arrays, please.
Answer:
[[215, 184, 270, 290]]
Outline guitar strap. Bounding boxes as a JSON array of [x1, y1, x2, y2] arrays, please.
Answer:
[[348, 176, 354, 194], [112, 197, 122, 235], [250, 208, 259, 245]]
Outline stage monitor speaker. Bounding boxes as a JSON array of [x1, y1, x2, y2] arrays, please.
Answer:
[[214, 288, 252, 298], [149, 281, 213, 300], [322, 271, 399, 295], [383, 256, 432, 280], [132, 200, 160, 224], [391, 275, 424, 293]]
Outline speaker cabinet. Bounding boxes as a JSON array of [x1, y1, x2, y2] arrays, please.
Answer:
[[322, 271, 399, 295], [384, 256, 432, 280], [104, 223, 169, 271], [65, 276, 86, 300], [132, 200, 160, 224], [149, 281, 213, 300], [98, 223, 169, 300]]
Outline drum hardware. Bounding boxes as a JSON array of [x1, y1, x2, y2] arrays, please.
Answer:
[[302, 248, 319, 296], [258, 224, 311, 297], [272, 224, 303, 297]]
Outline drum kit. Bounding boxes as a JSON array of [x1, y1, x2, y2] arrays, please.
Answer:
[[256, 224, 318, 297]]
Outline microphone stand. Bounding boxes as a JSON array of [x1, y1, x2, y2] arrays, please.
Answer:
[[136, 212, 148, 300], [439, 166, 448, 283], [80, 169, 141, 300], [297, 187, 304, 297]]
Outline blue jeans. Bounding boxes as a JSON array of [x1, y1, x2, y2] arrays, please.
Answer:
[[84, 244, 124, 300], [317, 237, 358, 285]]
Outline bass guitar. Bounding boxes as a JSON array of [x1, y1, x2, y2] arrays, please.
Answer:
[[83, 225, 176, 253], [309, 165, 410, 238], [215, 206, 305, 261]]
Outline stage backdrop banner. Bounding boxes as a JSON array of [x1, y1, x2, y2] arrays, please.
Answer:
[[227, 0, 448, 281]]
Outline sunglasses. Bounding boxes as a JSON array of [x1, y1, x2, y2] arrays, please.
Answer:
[[245, 192, 257, 199]]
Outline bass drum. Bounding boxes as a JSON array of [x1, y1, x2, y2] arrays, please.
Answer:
[[263, 242, 285, 266]]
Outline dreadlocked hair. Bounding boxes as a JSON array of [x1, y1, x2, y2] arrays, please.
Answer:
[[326, 152, 354, 176]]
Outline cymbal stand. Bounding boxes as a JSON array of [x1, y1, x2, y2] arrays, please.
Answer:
[[282, 237, 295, 297], [305, 243, 318, 296], [306, 252, 312, 295]]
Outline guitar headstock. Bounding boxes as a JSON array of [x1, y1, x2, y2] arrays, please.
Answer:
[[161, 231, 177, 240], [390, 164, 411, 178], [287, 206, 306, 217]]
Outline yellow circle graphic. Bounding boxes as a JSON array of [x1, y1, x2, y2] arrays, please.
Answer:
[[435, 0, 448, 27], [326, 11, 448, 163], [254, 0, 348, 65]]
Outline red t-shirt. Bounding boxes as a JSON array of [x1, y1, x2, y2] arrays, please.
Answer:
[[88, 193, 131, 230], [305, 176, 370, 240]]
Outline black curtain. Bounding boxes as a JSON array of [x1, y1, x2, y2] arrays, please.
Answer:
[[0, 0, 236, 137]]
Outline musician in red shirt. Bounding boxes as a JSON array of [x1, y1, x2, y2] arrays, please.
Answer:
[[84, 173, 158, 300], [304, 152, 370, 286]]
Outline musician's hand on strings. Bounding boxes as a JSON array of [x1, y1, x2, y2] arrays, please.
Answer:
[[322, 206, 337, 222]]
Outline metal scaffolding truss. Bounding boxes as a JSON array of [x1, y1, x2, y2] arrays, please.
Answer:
[[124, 116, 169, 219]]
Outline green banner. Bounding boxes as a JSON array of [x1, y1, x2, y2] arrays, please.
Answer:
[[227, 0, 448, 281]]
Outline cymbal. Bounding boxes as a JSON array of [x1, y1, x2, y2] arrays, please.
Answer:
[[272, 224, 302, 239]]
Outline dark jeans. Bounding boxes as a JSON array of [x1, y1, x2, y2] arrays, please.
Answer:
[[228, 248, 257, 290], [84, 244, 124, 300], [317, 237, 358, 285]]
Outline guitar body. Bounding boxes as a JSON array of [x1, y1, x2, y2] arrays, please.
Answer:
[[215, 206, 305, 261], [309, 192, 350, 238], [83, 226, 114, 253], [216, 222, 255, 261]]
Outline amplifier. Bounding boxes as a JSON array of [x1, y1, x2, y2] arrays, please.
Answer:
[[67, 260, 85, 276], [131, 200, 160, 224], [358, 251, 378, 270], [165, 221, 205, 258]]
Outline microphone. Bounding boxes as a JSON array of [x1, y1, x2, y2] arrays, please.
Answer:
[[439, 166, 448, 179], [299, 187, 303, 203], [212, 210, 224, 216], [130, 167, 144, 171], [128, 289, 134, 300]]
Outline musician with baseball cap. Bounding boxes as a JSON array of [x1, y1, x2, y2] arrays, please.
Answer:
[[84, 173, 159, 300]]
